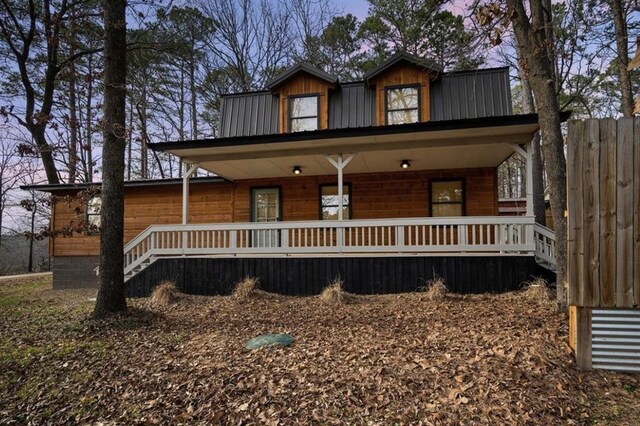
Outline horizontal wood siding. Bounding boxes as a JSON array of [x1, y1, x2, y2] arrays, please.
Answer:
[[52, 168, 497, 257], [372, 63, 433, 125], [126, 255, 555, 298], [52, 183, 234, 256]]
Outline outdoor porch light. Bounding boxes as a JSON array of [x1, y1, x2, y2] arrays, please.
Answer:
[[400, 160, 411, 169], [292, 166, 302, 175]]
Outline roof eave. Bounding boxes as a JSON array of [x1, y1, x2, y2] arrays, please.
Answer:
[[150, 112, 572, 153]]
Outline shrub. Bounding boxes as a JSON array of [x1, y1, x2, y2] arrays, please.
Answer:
[[232, 276, 260, 302], [319, 278, 353, 306], [522, 278, 551, 303], [421, 276, 448, 302], [150, 281, 180, 307]]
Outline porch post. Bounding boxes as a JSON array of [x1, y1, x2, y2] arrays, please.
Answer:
[[337, 155, 344, 221], [525, 140, 534, 217], [510, 142, 534, 249], [182, 163, 199, 225], [325, 153, 355, 220]]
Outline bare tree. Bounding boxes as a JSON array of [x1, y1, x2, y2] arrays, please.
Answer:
[[198, 0, 294, 91], [0, 132, 26, 245], [477, 0, 568, 309], [94, 0, 127, 318], [608, 0, 634, 117], [0, 0, 102, 184]]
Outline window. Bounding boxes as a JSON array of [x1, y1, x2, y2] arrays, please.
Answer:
[[289, 95, 319, 132], [386, 85, 420, 125], [86, 196, 102, 228], [320, 184, 350, 220], [430, 180, 464, 217]]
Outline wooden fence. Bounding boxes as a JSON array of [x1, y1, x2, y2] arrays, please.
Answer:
[[567, 118, 640, 308]]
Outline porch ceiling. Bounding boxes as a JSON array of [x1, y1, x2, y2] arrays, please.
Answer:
[[152, 116, 540, 180]]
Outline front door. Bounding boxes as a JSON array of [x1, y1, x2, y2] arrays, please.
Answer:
[[251, 188, 280, 248]]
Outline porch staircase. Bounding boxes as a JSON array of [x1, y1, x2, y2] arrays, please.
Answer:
[[121, 217, 558, 283], [532, 223, 556, 272]]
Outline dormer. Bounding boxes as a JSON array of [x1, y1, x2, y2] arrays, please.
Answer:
[[266, 63, 338, 133], [363, 52, 442, 126]]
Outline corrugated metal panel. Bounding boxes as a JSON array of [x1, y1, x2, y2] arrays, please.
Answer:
[[592, 309, 640, 373], [328, 83, 376, 129], [219, 92, 279, 137], [431, 68, 513, 121]]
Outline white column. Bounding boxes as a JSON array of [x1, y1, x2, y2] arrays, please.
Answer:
[[182, 163, 199, 225], [509, 142, 534, 249], [325, 153, 355, 220], [525, 140, 534, 217]]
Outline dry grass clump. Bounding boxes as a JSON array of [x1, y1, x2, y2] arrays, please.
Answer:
[[421, 276, 448, 301], [150, 281, 180, 307], [232, 276, 260, 302], [522, 278, 551, 303], [319, 278, 354, 306]]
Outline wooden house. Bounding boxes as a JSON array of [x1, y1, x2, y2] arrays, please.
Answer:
[[26, 52, 560, 295]]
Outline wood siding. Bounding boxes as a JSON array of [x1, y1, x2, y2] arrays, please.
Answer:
[[51, 168, 498, 257], [275, 73, 333, 133], [371, 63, 433, 125]]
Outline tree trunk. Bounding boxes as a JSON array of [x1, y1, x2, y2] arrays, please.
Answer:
[[86, 54, 94, 182], [28, 206, 35, 272], [93, 0, 128, 318], [139, 84, 148, 179], [520, 71, 546, 226], [609, 0, 634, 117], [508, 0, 567, 310], [189, 58, 198, 140], [68, 62, 78, 183], [127, 98, 133, 181]]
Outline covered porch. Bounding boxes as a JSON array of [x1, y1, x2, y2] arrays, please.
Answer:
[[127, 115, 556, 290]]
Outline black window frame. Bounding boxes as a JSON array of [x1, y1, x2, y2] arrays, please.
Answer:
[[85, 195, 102, 232], [385, 84, 421, 125], [429, 178, 466, 217], [288, 94, 320, 133], [318, 183, 352, 220]]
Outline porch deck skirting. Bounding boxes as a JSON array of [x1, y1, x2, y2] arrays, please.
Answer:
[[125, 255, 555, 297]]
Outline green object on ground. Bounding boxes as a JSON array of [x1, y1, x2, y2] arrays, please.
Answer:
[[245, 333, 294, 349]]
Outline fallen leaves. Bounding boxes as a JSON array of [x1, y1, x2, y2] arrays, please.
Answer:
[[1, 277, 640, 424]]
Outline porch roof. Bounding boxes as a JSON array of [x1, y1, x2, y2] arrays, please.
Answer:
[[149, 113, 563, 180]]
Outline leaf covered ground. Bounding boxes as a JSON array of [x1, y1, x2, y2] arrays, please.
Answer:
[[1, 276, 639, 425]]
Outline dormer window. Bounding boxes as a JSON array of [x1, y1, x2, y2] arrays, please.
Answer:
[[385, 85, 420, 125], [289, 95, 319, 132]]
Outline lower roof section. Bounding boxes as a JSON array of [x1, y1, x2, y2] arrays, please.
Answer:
[[149, 114, 558, 180], [21, 176, 226, 193]]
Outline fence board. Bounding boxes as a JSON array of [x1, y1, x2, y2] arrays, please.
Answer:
[[567, 120, 585, 306], [616, 118, 634, 307], [634, 119, 640, 306], [568, 118, 639, 308], [599, 119, 617, 307], [583, 119, 600, 306]]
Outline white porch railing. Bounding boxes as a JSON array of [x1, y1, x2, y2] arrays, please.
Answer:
[[123, 216, 553, 280], [533, 223, 556, 269]]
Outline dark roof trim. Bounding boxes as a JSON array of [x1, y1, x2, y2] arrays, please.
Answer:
[[220, 89, 272, 98], [441, 66, 510, 76], [363, 52, 443, 85], [150, 111, 572, 152], [266, 63, 338, 90], [21, 176, 227, 193]]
